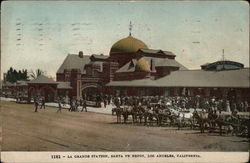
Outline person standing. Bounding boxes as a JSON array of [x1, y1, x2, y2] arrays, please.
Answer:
[[217, 99, 223, 113], [221, 99, 227, 112], [103, 95, 107, 108], [69, 98, 73, 111], [226, 100, 231, 112], [108, 95, 111, 105], [80, 98, 83, 109], [230, 101, 237, 113], [114, 97, 119, 108], [40, 96, 46, 109], [34, 96, 39, 112], [244, 101, 249, 112], [96, 94, 101, 107], [238, 101, 244, 112], [117, 96, 121, 107], [16, 92, 19, 103], [57, 98, 62, 113], [81, 98, 87, 112], [76, 98, 79, 111]]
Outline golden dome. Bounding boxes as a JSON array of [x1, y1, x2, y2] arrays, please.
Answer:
[[110, 36, 148, 53], [135, 58, 151, 72]]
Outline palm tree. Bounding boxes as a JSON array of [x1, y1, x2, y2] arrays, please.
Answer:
[[29, 69, 44, 80]]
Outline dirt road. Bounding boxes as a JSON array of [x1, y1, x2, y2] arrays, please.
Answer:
[[1, 101, 249, 151]]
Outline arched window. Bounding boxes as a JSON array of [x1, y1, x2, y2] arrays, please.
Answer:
[[182, 88, 190, 96], [164, 88, 169, 96]]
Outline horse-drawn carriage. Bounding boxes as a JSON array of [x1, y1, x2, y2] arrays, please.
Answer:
[[86, 100, 98, 107], [112, 103, 250, 137]]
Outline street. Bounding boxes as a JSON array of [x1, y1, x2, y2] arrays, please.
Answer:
[[1, 101, 249, 151]]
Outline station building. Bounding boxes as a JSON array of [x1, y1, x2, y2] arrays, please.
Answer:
[[1, 32, 249, 103], [54, 33, 249, 102], [1, 28, 248, 103]]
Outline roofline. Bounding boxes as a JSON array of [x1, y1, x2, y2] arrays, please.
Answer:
[[106, 85, 250, 88], [109, 51, 137, 54], [68, 53, 91, 56], [170, 67, 250, 72], [28, 82, 58, 84], [138, 48, 176, 56]]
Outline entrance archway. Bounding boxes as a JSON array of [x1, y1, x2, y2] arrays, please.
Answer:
[[39, 85, 57, 102], [28, 87, 37, 101], [81, 84, 101, 101]]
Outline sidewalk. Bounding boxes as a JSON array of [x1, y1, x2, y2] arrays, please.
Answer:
[[0, 97, 16, 102], [0, 97, 114, 115]]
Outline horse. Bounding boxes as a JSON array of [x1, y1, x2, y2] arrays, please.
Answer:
[[122, 105, 134, 124], [192, 110, 211, 133], [131, 105, 141, 123], [210, 112, 241, 136], [143, 106, 160, 126], [115, 107, 123, 123], [136, 105, 147, 124], [161, 108, 174, 126], [167, 108, 183, 127], [174, 111, 195, 130]]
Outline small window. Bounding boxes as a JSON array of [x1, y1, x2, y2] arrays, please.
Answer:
[[140, 88, 146, 96]]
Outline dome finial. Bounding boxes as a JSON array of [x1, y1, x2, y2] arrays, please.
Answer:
[[222, 49, 225, 61], [129, 21, 132, 36]]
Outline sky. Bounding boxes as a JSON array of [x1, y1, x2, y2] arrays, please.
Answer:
[[1, 1, 249, 79]]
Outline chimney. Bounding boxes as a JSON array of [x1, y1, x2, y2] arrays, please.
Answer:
[[78, 51, 83, 58], [150, 59, 156, 72]]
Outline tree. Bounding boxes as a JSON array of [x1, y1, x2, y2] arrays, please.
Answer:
[[21, 69, 28, 80], [29, 69, 44, 80], [5, 67, 29, 83]]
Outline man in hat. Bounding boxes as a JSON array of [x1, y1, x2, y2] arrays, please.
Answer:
[[40, 96, 46, 109]]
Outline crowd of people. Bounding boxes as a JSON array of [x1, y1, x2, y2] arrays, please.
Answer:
[[111, 95, 249, 113], [32, 93, 249, 114], [32, 95, 88, 113]]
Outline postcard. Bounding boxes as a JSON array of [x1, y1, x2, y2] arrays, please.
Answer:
[[0, 1, 249, 163]]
